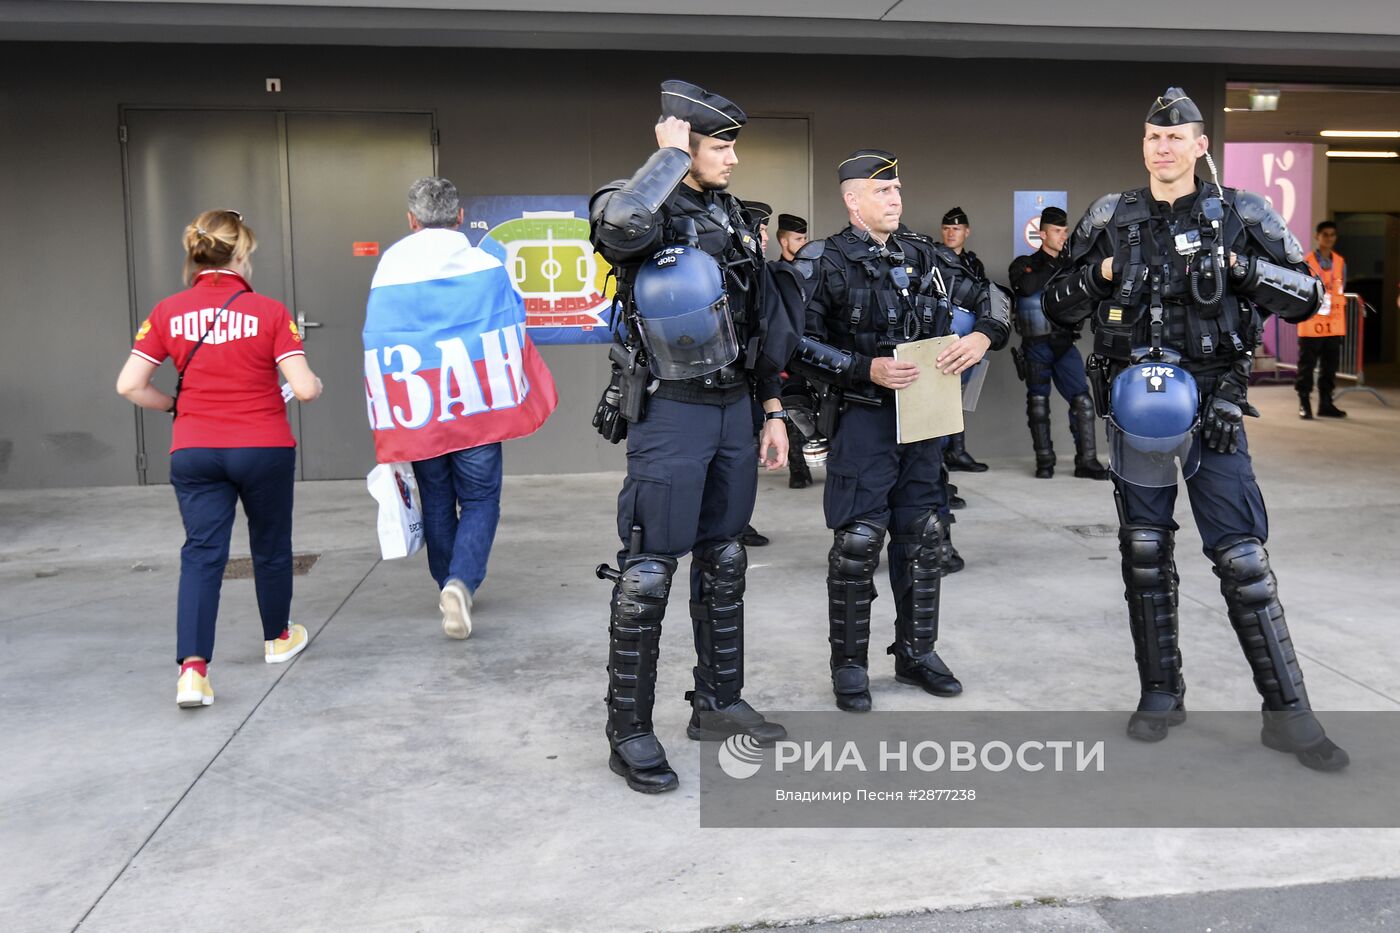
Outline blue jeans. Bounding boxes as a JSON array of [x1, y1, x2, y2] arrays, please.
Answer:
[[170, 447, 297, 663], [412, 444, 502, 592]]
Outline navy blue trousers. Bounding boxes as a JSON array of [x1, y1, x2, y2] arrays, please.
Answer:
[[823, 402, 948, 606], [170, 447, 296, 662], [1115, 426, 1268, 557], [618, 396, 757, 601], [1024, 336, 1091, 427]]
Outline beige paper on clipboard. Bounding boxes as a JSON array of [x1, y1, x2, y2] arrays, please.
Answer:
[[892, 336, 965, 444]]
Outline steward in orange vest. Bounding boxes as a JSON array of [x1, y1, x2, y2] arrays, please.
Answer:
[[1296, 221, 1347, 419], [1299, 247, 1346, 338]]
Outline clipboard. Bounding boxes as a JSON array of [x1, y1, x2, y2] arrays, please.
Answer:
[[892, 335, 965, 444]]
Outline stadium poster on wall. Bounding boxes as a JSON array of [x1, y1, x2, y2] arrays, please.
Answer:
[[1012, 190, 1068, 256], [462, 196, 617, 345]]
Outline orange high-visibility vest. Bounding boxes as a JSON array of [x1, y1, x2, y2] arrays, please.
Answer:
[[1299, 250, 1347, 338]]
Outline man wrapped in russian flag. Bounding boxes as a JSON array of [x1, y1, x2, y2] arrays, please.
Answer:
[[363, 176, 557, 641]]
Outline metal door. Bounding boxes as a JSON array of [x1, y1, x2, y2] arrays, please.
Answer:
[[122, 109, 292, 484], [284, 112, 436, 480], [727, 116, 812, 260], [122, 109, 435, 483]]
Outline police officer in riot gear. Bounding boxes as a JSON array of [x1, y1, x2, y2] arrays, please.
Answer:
[[938, 206, 990, 475], [1009, 205, 1109, 480], [783, 150, 1010, 713], [776, 213, 808, 262], [1045, 87, 1347, 771], [589, 80, 790, 794], [773, 213, 819, 489]]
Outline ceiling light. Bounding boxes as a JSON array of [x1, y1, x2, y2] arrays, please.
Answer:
[[1320, 130, 1400, 138], [1325, 150, 1399, 158], [1249, 87, 1281, 111]]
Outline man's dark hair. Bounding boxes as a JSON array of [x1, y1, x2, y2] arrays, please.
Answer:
[[1316, 220, 1338, 234]]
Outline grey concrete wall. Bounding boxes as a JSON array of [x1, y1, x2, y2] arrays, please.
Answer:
[[0, 42, 1229, 486]]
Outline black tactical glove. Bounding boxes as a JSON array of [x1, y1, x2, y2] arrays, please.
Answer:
[[592, 367, 628, 444], [1201, 354, 1259, 454], [1201, 395, 1245, 454]]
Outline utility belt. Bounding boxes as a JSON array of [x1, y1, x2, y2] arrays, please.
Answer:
[[651, 364, 749, 407]]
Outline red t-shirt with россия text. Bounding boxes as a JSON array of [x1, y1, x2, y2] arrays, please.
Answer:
[[131, 270, 305, 452]]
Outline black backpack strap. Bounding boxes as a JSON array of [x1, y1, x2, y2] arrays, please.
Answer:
[[171, 288, 250, 415]]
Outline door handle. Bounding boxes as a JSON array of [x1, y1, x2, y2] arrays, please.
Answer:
[[296, 309, 324, 334]]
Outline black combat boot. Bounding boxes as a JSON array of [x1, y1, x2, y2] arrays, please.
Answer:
[[1317, 394, 1347, 418], [1298, 394, 1314, 420], [889, 511, 963, 697], [1213, 539, 1349, 772], [686, 540, 786, 744], [602, 553, 680, 793], [1120, 526, 1187, 742], [1028, 394, 1055, 478], [738, 524, 769, 547], [947, 480, 966, 511], [943, 432, 989, 472], [828, 522, 884, 712], [1069, 394, 1110, 480]]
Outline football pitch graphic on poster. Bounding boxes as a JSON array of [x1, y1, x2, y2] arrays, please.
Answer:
[[462, 196, 618, 345]]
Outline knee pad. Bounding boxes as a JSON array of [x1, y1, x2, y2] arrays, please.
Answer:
[[829, 521, 885, 581], [1212, 538, 1276, 605], [895, 510, 945, 562], [695, 539, 747, 604], [616, 554, 677, 623], [1027, 394, 1051, 420], [1119, 525, 1175, 591]]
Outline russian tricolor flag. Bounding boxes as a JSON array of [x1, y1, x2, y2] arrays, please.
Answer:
[[363, 228, 557, 463]]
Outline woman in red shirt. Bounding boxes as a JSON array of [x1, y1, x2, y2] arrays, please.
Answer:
[[117, 210, 323, 709]]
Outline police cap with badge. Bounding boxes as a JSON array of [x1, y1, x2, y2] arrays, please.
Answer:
[[660, 79, 746, 140], [1147, 87, 1204, 128], [837, 149, 898, 182]]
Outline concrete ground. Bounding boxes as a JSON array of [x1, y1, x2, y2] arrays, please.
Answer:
[[1, 382, 1397, 933]]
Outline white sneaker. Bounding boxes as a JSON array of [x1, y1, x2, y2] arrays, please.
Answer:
[[439, 580, 473, 640]]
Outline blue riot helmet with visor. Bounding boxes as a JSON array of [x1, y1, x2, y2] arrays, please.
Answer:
[[630, 245, 740, 380], [1106, 356, 1202, 487]]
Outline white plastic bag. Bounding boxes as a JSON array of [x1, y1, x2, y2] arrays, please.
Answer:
[[366, 462, 424, 559]]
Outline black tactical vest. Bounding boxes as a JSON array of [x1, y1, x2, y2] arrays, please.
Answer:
[[822, 229, 968, 358], [1091, 186, 1257, 369]]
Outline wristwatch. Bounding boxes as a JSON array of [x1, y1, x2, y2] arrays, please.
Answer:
[[763, 410, 789, 423]]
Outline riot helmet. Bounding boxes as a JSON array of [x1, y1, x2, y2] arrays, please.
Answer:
[[631, 245, 740, 380], [1106, 359, 1202, 487]]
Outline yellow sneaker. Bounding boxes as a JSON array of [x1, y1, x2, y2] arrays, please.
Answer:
[[439, 580, 473, 640], [265, 623, 308, 664], [176, 667, 213, 708]]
